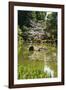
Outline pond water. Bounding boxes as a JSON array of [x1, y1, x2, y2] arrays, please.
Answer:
[[18, 43, 57, 79]]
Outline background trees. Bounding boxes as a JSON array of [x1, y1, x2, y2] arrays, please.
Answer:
[[18, 10, 57, 43], [46, 12, 57, 40]]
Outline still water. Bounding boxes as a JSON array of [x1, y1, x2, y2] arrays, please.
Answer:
[[18, 43, 57, 79]]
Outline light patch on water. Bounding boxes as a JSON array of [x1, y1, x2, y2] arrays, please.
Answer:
[[28, 51, 44, 60], [44, 66, 54, 78]]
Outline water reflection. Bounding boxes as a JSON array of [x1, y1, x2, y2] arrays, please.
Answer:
[[44, 66, 54, 77], [28, 44, 57, 77], [18, 43, 57, 78]]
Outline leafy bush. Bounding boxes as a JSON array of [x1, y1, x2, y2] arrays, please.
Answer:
[[18, 61, 51, 79]]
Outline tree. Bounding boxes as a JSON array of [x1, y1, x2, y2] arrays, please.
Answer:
[[36, 12, 46, 21], [46, 12, 57, 40], [18, 11, 32, 28]]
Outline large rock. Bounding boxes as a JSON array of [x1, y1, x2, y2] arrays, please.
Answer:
[[29, 46, 34, 51]]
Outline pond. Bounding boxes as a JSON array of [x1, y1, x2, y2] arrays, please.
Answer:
[[18, 43, 57, 79]]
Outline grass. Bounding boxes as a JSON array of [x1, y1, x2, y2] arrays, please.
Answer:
[[18, 60, 51, 79], [18, 43, 57, 79]]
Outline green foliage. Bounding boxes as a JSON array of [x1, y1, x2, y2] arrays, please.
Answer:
[[18, 11, 57, 79], [18, 27, 23, 54], [47, 12, 57, 29], [46, 12, 57, 39], [18, 11, 32, 27], [18, 11, 57, 42], [18, 11, 46, 27], [18, 42, 57, 79], [36, 12, 46, 21], [31, 11, 37, 21], [18, 60, 51, 79]]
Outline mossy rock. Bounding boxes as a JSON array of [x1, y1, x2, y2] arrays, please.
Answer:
[[29, 46, 34, 51]]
